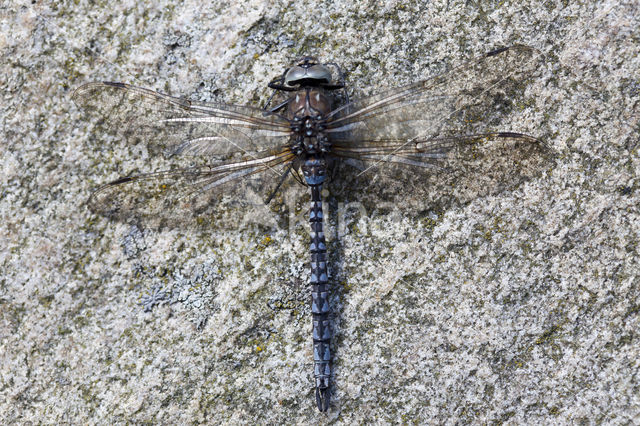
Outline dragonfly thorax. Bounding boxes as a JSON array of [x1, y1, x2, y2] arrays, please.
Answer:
[[290, 115, 330, 155], [288, 88, 332, 156]]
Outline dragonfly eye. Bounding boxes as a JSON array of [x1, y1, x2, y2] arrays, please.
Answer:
[[285, 63, 332, 87]]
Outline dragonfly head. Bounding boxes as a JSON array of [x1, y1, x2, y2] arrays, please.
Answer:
[[284, 57, 333, 88]]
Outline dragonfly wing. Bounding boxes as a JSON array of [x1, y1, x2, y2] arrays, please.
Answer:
[[73, 82, 292, 157], [325, 46, 551, 208], [326, 46, 543, 144], [88, 149, 296, 229], [331, 132, 552, 211]]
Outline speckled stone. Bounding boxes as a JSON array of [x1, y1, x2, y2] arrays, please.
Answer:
[[1, 0, 638, 423]]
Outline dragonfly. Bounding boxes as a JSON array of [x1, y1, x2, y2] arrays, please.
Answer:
[[73, 45, 548, 412]]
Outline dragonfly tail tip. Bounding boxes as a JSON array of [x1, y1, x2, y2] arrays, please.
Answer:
[[316, 387, 330, 412]]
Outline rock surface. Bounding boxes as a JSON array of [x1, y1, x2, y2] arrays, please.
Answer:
[[1, 0, 638, 423]]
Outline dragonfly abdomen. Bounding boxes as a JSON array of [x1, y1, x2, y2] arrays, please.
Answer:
[[309, 183, 331, 412]]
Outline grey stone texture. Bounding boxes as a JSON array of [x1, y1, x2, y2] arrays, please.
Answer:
[[1, 0, 638, 423]]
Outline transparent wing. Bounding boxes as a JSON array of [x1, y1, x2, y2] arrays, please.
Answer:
[[326, 45, 543, 150], [73, 82, 292, 157], [329, 132, 552, 213], [332, 132, 544, 172], [324, 46, 551, 209], [87, 149, 297, 229]]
